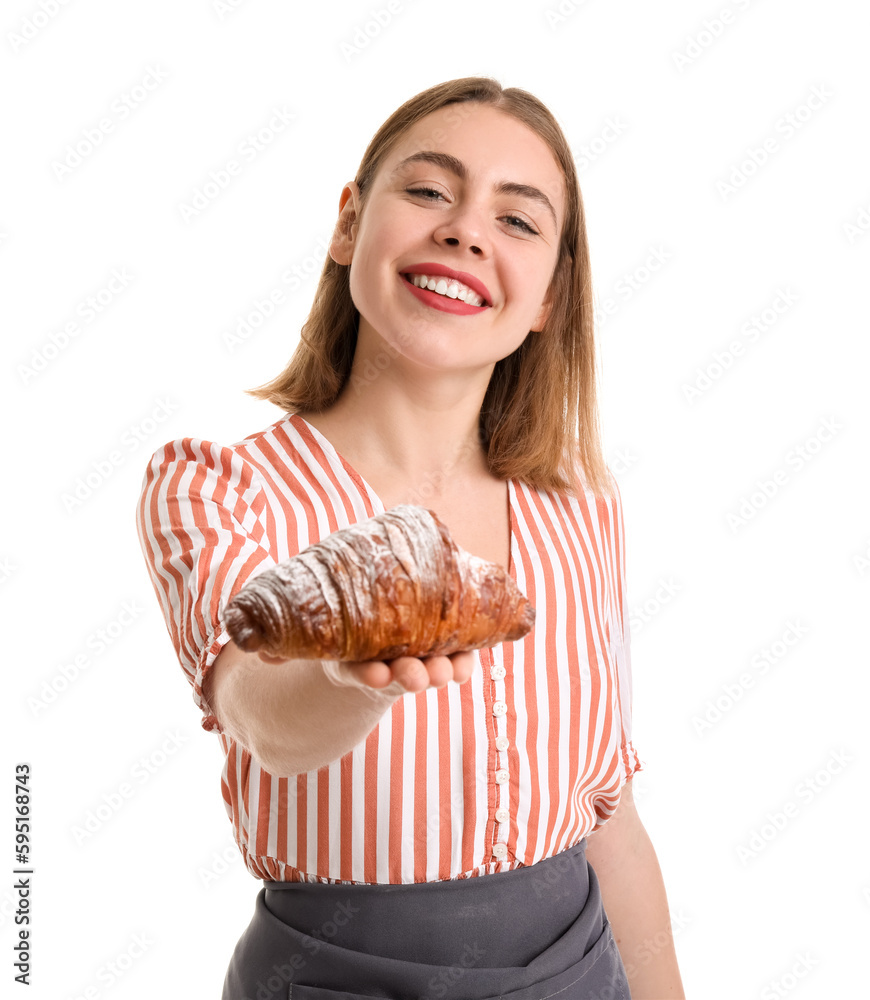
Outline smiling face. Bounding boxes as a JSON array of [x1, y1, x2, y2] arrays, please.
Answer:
[[330, 102, 567, 378]]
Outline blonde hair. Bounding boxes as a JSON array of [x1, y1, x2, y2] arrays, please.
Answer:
[[249, 76, 615, 499]]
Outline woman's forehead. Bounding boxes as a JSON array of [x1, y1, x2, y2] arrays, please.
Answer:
[[389, 104, 556, 169]]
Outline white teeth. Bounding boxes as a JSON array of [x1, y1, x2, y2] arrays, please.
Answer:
[[408, 273, 485, 307]]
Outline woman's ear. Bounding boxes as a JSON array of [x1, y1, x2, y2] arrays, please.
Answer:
[[329, 182, 362, 266]]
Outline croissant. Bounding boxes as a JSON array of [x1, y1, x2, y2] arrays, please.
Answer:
[[224, 504, 535, 662]]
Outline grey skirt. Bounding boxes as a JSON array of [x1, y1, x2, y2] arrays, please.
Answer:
[[221, 837, 630, 999]]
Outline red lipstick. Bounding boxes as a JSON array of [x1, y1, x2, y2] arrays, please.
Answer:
[[398, 263, 492, 307]]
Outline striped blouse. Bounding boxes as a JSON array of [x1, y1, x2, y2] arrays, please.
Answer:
[[136, 413, 642, 885]]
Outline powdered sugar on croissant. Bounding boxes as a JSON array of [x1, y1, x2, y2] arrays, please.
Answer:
[[224, 505, 535, 661]]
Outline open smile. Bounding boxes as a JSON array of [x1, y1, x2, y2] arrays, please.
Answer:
[[403, 272, 486, 306], [398, 263, 492, 316], [400, 273, 490, 315]]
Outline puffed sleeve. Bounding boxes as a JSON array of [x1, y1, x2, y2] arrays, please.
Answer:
[[135, 437, 274, 734], [609, 475, 643, 781]]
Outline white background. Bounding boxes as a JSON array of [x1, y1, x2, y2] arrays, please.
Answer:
[[2, 0, 869, 997]]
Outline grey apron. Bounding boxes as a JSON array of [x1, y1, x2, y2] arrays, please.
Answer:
[[221, 837, 631, 999]]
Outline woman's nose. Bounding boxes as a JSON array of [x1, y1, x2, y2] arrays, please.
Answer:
[[433, 200, 490, 256]]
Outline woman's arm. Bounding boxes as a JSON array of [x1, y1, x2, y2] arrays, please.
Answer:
[[137, 438, 473, 762], [203, 642, 475, 778], [584, 780, 686, 999]]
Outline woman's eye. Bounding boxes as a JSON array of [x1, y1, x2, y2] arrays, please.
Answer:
[[406, 188, 539, 236], [503, 215, 539, 235], [407, 187, 444, 200]]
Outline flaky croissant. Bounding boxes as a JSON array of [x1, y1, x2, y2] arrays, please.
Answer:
[[224, 504, 535, 662]]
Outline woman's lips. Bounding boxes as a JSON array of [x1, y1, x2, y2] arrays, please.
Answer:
[[400, 263, 492, 305], [400, 274, 489, 316]]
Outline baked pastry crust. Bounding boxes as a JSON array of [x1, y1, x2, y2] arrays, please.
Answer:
[[224, 504, 535, 661]]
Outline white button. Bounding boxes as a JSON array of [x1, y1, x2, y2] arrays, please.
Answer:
[[495, 808, 509, 823], [495, 735, 509, 752], [493, 701, 507, 717], [495, 768, 509, 784], [493, 843, 508, 859], [490, 664, 506, 681]]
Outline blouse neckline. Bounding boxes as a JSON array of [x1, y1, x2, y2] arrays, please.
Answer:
[[287, 412, 517, 580]]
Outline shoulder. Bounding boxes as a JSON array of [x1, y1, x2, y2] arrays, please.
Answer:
[[142, 414, 292, 480], [138, 416, 297, 520], [513, 464, 622, 524]]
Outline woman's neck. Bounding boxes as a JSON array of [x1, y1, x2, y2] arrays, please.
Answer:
[[300, 366, 496, 497]]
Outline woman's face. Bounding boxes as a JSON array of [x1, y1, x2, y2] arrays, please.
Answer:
[[332, 102, 567, 377]]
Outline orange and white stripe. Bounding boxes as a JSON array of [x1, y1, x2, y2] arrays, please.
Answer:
[[136, 413, 642, 884]]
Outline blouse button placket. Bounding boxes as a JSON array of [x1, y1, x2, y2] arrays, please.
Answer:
[[487, 646, 511, 860]]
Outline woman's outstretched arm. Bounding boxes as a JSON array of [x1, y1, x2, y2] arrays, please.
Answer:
[[203, 641, 475, 778], [584, 780, 686, 999]]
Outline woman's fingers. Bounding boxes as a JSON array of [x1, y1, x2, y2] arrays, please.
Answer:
[[390, 656, 443, 691], [389, 651, 477, 692], [327, 659, 394, 690], [331, 650, 479, 693], [448, 650, 475, 684], [354, 660, 396, 688]]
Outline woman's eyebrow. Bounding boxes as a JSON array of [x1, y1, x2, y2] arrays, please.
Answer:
[[391, 150, 558, 231]]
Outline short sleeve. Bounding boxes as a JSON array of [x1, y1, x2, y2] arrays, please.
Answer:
[[609, 475, 643, 782], [135, 437, 274, 734]]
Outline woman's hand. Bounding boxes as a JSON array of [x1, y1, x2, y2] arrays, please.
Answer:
[[253, 649, 476, 699], [318, 652, 477, 696]]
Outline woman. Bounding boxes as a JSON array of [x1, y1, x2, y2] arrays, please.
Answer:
[[137, 77, 685, 999]]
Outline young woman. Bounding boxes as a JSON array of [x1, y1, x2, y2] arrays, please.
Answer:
[[137, 77, 685, 999]]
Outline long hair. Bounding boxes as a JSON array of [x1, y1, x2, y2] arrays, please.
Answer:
[[248, 77, 615, 499]]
